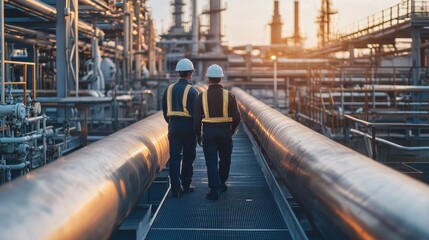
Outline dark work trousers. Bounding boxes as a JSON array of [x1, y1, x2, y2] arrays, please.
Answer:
[[168, 118, 196, 189], [202, 124, 233, 191]]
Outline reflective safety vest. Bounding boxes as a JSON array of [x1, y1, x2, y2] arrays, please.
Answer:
[[202, 89, 233, 123], [166, 83, 192, 117]]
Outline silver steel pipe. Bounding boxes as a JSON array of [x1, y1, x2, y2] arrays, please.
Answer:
[[5, 0, 99, 36], [0, 133, 42, 144], [0, 112, 169, 240], [6, 0, 56, 19], [0, 103, 26, 119], [4, 33, 53, 46], [0, 162, 29, 170], [27, 115, 45, 123], [5, 24, 56, 40], [79, 0, 110, 11], [232, 87, 429, 239]]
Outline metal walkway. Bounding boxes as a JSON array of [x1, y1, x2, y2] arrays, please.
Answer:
[[145, 125, 292, 240]]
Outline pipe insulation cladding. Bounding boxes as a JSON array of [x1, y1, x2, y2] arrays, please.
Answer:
[[232, 87, 429, 240], [0, 112, 169, 240]]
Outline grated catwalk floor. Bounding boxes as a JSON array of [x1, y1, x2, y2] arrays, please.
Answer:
[[145, 125, 291, 240]]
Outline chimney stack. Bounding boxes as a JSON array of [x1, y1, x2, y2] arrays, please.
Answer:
[[270, 0, 283, 45], [293, 0, 301, 46]]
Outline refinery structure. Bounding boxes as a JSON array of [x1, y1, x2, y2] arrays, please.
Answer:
[[0, 0, 429, 240]]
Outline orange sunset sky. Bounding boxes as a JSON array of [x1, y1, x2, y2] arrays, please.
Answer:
[[147, 0, 402, 47]]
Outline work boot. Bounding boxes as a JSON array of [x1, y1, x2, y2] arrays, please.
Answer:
[[182, 184, 195, 193], [171, 186, 183, 198], [206, 189, 219, 200], [220, 183, 228, 192]]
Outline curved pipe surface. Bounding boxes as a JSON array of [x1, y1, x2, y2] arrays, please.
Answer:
[[0, 112, 169, 240], [79, 0, 109, 11], [0, 162, 28, 170], [6, 0, 99, 36], [6, 24, 56, 41], [0, 134, 42, 144], [232, 87, 429, 240], [6, 0, 56, 19], [5, 33, 54, 47]]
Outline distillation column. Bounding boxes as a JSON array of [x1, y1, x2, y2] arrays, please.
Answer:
[[171, 0, 185, 34]]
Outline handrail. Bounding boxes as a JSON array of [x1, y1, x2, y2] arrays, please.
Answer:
[[323, 0, 429, 47], [1, 60, 37, 104], [345, 114, 429, 128], [344, 114, 429, 160], [233, 87, 429, 239], [351, 128, 429, 151]]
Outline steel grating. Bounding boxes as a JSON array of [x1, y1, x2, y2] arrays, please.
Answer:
[[145, 125, 291, 240], [146, 230, 290, 240]]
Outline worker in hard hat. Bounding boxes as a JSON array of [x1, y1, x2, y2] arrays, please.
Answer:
[[194, 64, 241, 200], [162, 58, 199, 197]]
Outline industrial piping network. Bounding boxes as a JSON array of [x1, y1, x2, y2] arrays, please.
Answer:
[[5, 0, 98, 36], [1, 87, 429, 239], [232, 87, 429, 239], [0, 112, 169, 240]]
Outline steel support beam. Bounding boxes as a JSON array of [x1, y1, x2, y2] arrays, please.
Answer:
[[67, 0, 79, 96], [56, 0, 79, 97], [0, 0, 4, 103], [123, 0, 130, 88], [56, 0, 67, 98], [135, 0, 142, 81], [411, 28, 421, 85]]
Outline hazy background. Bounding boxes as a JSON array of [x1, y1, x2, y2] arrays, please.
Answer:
[[146, 0, 402, 47]]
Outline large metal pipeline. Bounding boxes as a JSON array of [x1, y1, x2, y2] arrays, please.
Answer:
[[5, 0, 56, 19], [232, 87, 429, 239], [0, 112, 169, 240], [4, 33, 53, 47], [5, 0, 98, 36], [79, 0, 110, 11], [6, 24, 56, 41]]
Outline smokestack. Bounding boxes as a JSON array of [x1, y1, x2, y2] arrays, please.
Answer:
[[270, 0, 283, 45], [209, 0, 222, 53], [294, 0, 301, 46], [191, 0, 198, 55]]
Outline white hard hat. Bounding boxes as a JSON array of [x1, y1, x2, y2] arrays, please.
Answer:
[[206, 64, 224, 78], [175, 58, 195, 71]]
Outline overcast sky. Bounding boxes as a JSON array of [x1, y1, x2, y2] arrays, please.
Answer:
[[146, 0, 403, 47]]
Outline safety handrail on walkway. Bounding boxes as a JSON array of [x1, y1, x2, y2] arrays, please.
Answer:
[[233, 87, 429, 239], [324, 0, 429, 47], [1, 60, 37, 105], [345, 114, 429, 160]]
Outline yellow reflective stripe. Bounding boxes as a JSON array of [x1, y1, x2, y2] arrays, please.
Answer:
[[182, 85, 191, 116], [167, 83, 191, 117], [166, 84, 175, 116], [202, 117, 233, 123], [223, 90, 229, 118], [202, 91, 210, 118], [168, 112, 191, 117], [202, 89, 232, 123]]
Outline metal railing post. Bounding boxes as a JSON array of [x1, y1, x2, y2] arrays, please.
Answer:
[[372, 126, 377, 160]]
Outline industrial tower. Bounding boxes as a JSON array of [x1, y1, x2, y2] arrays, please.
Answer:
[[270, 0, 283, 45], [317, 0, 337, 47]]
